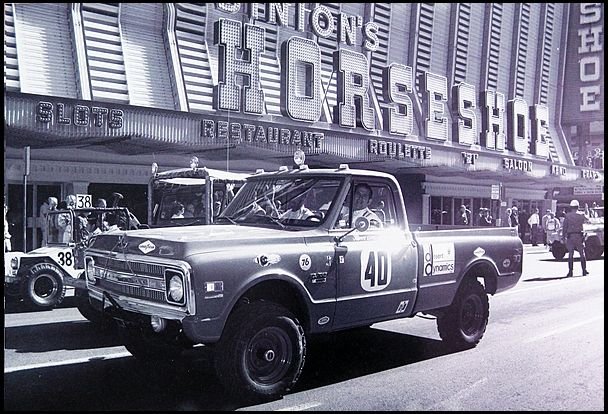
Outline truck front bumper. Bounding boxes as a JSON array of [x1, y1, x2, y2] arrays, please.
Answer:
[[89, 289, 222, 344]]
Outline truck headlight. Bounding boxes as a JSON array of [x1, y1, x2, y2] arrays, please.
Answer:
[[166, 271, 184, 304], [11, 257, 19, 270]]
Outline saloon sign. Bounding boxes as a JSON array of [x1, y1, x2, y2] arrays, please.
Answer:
[[212, 3, 550, 159]]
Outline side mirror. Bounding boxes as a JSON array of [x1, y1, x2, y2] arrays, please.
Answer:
[[334, 216, 369, 244]]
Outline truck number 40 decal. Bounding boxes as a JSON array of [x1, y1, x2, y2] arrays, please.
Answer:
[[360, 249, 392, 292]]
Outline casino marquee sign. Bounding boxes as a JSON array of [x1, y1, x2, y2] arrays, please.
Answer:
[[209, 3, 552, 161]]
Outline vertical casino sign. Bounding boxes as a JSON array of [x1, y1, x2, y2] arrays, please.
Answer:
[[562, 3, 604, 123]]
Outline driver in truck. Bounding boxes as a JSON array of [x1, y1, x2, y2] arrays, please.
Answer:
[[340, 183, 383, 228]]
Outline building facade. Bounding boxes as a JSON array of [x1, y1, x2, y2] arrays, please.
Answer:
[[4, 3, 604, 251]]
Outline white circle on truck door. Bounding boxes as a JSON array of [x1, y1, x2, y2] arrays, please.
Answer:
[[299, 254, 312, 271]]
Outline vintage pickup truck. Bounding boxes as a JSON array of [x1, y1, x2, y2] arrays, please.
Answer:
[[84, 164, 523, 402]]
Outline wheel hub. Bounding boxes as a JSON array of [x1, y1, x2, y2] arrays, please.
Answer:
[[34, 275, 57, 298], [264, 349, 275, 362], [247, 326, 293, 384]]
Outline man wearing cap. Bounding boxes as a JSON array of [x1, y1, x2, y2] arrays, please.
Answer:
[[561, 200, 590, 277]]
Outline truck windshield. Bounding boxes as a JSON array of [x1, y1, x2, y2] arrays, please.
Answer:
[[151, 178, 241, 226], [220, 177, 343, 227]]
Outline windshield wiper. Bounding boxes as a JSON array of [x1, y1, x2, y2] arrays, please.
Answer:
[[215, 215, 238, 225], [255, 215, 286, 229]]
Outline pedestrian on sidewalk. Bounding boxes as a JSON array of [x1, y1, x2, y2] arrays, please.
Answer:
[[40, 196, 58, 246], [543, 211, 560, 247], [4, 201, 12, 253], [541, 209, 552, 246], [528, 208, 540, 246], [561, 200, 589, 277]]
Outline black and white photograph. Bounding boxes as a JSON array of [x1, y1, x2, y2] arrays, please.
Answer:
[[4, 3, 604, 411]]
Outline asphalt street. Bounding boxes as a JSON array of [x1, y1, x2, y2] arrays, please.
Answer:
[[4, 245, 604, 411]]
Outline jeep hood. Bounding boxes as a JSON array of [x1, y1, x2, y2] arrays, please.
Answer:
[[8, 246, 68, 258], [88, 225, 306, 258]]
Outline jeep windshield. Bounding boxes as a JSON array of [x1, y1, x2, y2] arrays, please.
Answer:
[[219, 176, 343, 228], [151, 177, 244, 227]]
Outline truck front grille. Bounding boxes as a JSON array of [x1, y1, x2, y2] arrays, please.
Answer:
[[88, 254, 185, 306], [97, 278, 166, 302]]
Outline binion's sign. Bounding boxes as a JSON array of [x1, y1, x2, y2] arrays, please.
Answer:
[[212, 3, 550, 159]]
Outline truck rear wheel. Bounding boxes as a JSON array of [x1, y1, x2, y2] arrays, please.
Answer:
[[437, 279, 489, 350], [215, 302, 306, 402], [22, 263, 66, 310]]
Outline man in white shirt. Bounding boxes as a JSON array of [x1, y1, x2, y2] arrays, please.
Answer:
[[341, 183, 383, 228], [527, 207, 540, 246]]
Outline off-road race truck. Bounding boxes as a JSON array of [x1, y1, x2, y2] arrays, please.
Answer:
[[548, 206, 604, 261], [4, 206, 137, 314], [84, 164, 523, 402]]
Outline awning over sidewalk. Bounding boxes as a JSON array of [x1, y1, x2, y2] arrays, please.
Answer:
[[5, 91, 603, 189]]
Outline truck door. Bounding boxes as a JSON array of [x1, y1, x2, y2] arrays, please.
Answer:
[[331, 179, 418, 329]]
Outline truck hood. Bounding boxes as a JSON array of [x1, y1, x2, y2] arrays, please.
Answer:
[[88, 224, 305, 259]]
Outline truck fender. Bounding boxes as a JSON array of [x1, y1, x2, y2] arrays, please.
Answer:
[[456, 257, 500, 295], [220, 272, 314, 334], [18, 254, 82, 282]]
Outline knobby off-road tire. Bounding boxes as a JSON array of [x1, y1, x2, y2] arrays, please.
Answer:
[[437, 279, 489, 350], [21, 263, 66, 310], [215, 302, 306, 403]]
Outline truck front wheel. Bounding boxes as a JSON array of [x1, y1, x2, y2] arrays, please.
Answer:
[[437, 279, 489, 350], [215, 302, 306, 402], [22, 263, 66, 310], [75, 287, 110, 327]]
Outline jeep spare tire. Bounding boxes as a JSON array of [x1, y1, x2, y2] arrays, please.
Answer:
[[22, 263, 66, 310]]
